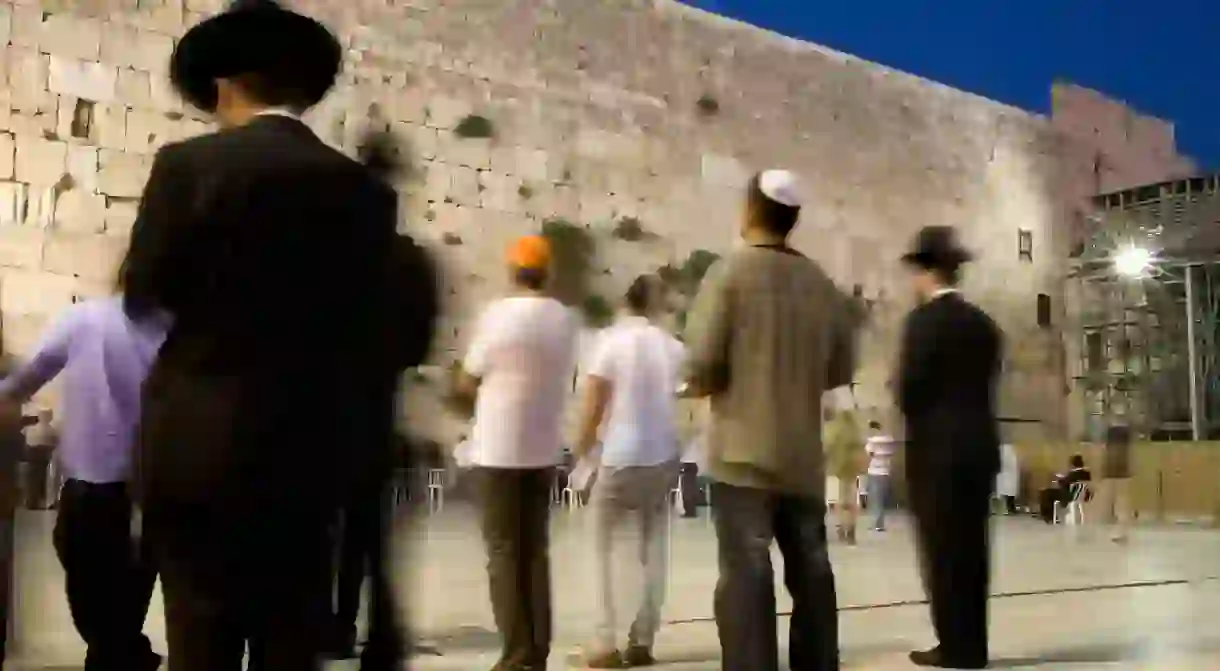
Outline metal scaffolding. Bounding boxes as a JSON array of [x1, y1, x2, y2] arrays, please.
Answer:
[[1069, 174, 1220, 441]]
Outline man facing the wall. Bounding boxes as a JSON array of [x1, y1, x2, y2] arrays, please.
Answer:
[[682, 170, 857, 671]]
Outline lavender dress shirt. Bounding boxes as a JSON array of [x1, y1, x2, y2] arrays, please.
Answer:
[[0, 297, 167, 484]]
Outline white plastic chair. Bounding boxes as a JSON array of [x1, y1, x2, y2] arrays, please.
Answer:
[[1054, 481, 1092, 526], [561, 473, 584, 510], [426, 468, 446, 513]]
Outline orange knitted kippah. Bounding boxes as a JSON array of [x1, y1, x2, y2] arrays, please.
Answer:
[[507, 235, 552, 270]]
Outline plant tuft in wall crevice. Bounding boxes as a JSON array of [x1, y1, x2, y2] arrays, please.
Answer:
[[453, 114, 495, 139], [580, 294, 615, 328], [611, 216, 653, 242], [696, 94, 721, 118], [540, 217, 597, 309]]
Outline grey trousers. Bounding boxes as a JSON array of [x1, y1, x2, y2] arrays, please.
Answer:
[[711, 482, 839, 671], [590, 461, 675, 652]]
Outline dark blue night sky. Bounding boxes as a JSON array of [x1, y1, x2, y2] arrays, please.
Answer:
[[687, 0, 1216, 170]]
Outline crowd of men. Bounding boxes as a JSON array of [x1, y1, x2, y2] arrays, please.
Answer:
[[0, 1, 1015, 670]]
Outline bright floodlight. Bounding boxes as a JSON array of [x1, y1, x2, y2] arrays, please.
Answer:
[[1114, 245, 1152, 278]]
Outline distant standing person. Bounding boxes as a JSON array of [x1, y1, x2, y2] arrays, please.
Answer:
[[683, 170, 857, 671], [864, 421, 896, 532], [573, 274, 684, 668], [1097, 424, 1133, 543], [0, 296, 166, 671], [897, 226, 1003, 670], [823, 394, 863, 545], [452, 235, 578, 671]]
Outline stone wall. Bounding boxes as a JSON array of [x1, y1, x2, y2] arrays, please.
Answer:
[[0, 0, 1175, 444]]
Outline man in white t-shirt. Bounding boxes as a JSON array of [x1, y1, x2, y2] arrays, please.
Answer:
[[865, 421, 897, 531], [573, 275, 683, 668], [452, 235, 578, 671]]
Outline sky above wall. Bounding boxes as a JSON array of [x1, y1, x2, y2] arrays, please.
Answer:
[[687, 0, 1216, 170]]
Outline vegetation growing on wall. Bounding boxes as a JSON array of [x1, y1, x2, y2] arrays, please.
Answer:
[[696, 94, 721, 117], [612, 216, 652, 242], [580, 294, 615, 328], [541, 217, 597, 309], [453, 114, 495, 139], [659, 249, 722, 334]]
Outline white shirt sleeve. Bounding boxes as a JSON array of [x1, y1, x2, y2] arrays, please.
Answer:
[[584, 328, 617, 381], [462, 306, 498, 378]]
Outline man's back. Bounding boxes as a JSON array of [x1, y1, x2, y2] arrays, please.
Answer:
[[899, 293, 1002, 476], [123, 115, 403, 510], [465, 296, 577, 469], [588, 317, 684, 467], [685, 246, 855, 496]]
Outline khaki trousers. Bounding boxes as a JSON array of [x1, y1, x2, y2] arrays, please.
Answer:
[[590, 461, 676, 653], [1093, 477, 1132, 538], [476, 467, 554, 670]]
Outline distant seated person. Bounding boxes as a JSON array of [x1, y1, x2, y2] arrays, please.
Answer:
[[1038, 454, 1092, 524]]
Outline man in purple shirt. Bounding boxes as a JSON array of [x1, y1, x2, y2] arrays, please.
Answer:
[[0, 295, 166, 671]]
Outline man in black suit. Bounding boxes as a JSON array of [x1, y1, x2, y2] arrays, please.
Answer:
[[897, 226, 1003, 669], [119, 2, 436, 669]]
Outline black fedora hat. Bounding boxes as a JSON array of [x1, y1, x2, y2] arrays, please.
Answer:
[[169, 0, 342, 113], [900, 225, 973, 268]]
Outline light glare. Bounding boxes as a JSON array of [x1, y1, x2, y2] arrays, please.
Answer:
[[1114, 245, 1152, 277]]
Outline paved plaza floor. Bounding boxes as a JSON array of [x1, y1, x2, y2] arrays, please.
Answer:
[[6, 504, 1220, 669]]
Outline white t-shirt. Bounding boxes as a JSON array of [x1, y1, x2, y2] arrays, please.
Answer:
[[463, 296, 578, 468], [585, 316, 684, 467], [865, 435, 896, 476]]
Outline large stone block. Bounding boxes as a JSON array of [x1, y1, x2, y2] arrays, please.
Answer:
[[54, 189, 105, 234], [102, 198, 138, 237], [8, 5, 42, 49], [15, 137, 68, 187], [40, 14, 102, 60], [116, 68, 153, 109], [90, 104, 129, 150], [48, 57, 117, 103], [0, 134, 14, 180], [0, 268, 76, 316], [97, 149, 149, 198], [7, 47, 51, 111], [67, 145, 99, 193], [0, 183, 27, 226], [0, 226, 45, 270], [124, 109, 174, 154], [100, 24, 174, 71], [42, 231, 125, 282]]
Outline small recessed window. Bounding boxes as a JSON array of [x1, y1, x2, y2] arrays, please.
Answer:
[[1018, 229, 1033, 262], [1037, 293, 1051, 328]]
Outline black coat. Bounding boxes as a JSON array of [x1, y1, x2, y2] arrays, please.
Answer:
[[121, 115, 436, 515], [898, 291, 1003, 487]]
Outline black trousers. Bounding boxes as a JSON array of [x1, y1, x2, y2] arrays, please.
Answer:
[[24, 446, 54, 509], [53, 480, 158, 671], [710, 482, 839, 671], [147, 503, 333, 671], [678, 463, 701, 517], [476, 467, 553, 670], [332, 485, 404, 669], [909, 474, 992, 665]]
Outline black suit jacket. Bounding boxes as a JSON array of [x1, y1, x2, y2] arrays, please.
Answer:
[[898, 291, 1003, 485], [122, 115, 435, 514]]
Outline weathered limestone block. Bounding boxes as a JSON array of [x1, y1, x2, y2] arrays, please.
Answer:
[[54, 189, 106, 234], [0, 6, 12, 48], [90, 104, 128, 150], [48, 57, 117, 103], [97, 149, 149, 198], [0, 226, 45, 270], [102, 198, 138, 237], [477, 170, 519, 213], [116, 68, 153, 109], [514, 147, 549, 183], [40, 14, 102, 61], [9, 5, 42, 49], [426, 95, 471, 130], [67, 145, 99, 193], [447, 165, 481, 207], [25, 187, 56, 228], [7, 47, 51, 111], [100, 23, 174, 71], [0, 269, 76, 316], [0, 134, 14, 180], [15, 137, 68, 187], [125, 109, 174, 154], [43, 231, 125, 282], [0, 183, 27, 226], [445, 136, 492, 170], [3, 313, 50, 359]]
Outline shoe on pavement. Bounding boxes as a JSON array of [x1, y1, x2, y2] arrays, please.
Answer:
[[909, 646, 987, 669], [582, 649, 625, 668], [623, 645, 655, 666]]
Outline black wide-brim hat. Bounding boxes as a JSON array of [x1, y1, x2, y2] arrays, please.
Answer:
[[900, 225, 974, 268], [170, 0, 342, 113]]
